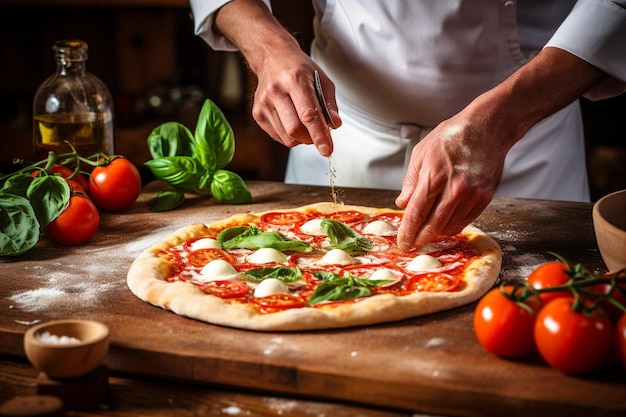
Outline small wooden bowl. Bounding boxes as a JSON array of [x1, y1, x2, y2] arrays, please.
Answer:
[[23, 320, 109, 379], [593, 189, 626, 273]]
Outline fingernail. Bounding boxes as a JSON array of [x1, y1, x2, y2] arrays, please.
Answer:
[[318, 144, 330, 157]]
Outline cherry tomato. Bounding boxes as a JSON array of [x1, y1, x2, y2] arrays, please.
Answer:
[[590, 272, 626, 322], [197, 280, 249, 299], [616, 314, 626, 371], [253, 294, 307, 313], [44, 194, 100, 245], [473, 286, 539, 358], [188, 248, 235, 268], [32, 164, 90, 192], [260, 211, 308, 225], [527, 261, 571, 305], [534, 297, 613, 374], [88, 157, 141, 212]]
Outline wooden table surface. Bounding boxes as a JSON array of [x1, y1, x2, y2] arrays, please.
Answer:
[[1, 181, 624, 417]]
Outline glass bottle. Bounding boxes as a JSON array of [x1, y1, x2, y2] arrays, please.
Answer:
[[33, 40, 114, 159]]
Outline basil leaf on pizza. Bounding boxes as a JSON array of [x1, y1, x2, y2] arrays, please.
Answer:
[[218, 225, 312, 252], [321, 219, 373, 254], [307, 271, 395, 305], [127, 203, 502, 331], [243, 266, 303, 283]]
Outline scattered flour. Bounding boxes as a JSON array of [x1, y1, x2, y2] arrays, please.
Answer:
[[424, 337, 446, 348], [222, 406, 243, 415]]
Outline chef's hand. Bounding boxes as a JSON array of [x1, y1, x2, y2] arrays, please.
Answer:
[[394, 107, 509, 251], [252, 55, 341, 157], [214, 0, 341, 157], [394, 46, 607, 250]]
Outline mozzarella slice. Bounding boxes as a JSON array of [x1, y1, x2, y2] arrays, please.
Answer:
[[199, 259, 239, 281], [362, 220, 397, 236], [406, 254, 443, 272], [300, 218, 327, 236], [416, 243, 439, 255], [254, 278, 289, 297], [369, 268, 400, 281], [247, 248, 288, 264], [319, 249, 357, 265], [190, 238, 221, 251]]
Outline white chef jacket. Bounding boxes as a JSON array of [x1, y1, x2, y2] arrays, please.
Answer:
[[190, 0, 626, 202]]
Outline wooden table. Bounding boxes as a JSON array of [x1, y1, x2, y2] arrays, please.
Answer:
[[1, 181, 624, 417]]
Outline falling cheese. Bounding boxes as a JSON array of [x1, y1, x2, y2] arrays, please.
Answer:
[[319, 249, 357, 265], [199, 259, 239, 281], [254, 278, 289, 297], [406, 254, 442, 272], [362, 220, 397, 236], [190, 238, 221, 251], [247, 248, 288, 264], [300, 218, 327, 236]]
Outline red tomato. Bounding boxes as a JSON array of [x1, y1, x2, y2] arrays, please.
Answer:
[[527, 261, 571, 305], [404, 273, 461, 293], [616, 314, 626, 371], [88, 157, 141, 211], [474, 286, 539, 358], [188, 248, 235, 268], [32, 164, 90, 192], [327, 210, 365, 223], [534, 297, 613, 374], [44, 194, 100, 245], [590, 273, 626, 322], [253, 294, 307, 313], [260, 211, 308, 225], [197, 280, 249, 299]]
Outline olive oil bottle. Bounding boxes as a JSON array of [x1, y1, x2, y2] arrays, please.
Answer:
[[33, 40, 114, 159]]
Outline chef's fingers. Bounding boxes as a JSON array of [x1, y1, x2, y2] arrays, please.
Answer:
[[287, 73, 337, 156], [396, 171, 444, 250], [439, 191, 489, 236]]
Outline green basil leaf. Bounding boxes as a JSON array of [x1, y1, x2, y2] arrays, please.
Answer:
[[26, 176, 70, 228], [218, 225, 311, 252], [0, 192, 40, 256], [321, 219, 373, 254], [194, 99, 235, 170], [144, 156, 209, 194], [147, 122, 194, 159], [149, 190, 186, 212], [307, 280, 371, 305], [1, 173, 34, 197], [313, 271, 392, 287], [243, 267, 302, 283], [210, 169, 252, 204]]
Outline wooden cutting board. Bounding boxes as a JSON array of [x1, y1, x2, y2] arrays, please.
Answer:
[[1, 181, 624, 417]]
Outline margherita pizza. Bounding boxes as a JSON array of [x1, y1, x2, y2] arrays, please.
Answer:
[[127, 202, 501, 331]]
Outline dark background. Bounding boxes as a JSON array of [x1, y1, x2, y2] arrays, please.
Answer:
[[1, 0, 624, 200]]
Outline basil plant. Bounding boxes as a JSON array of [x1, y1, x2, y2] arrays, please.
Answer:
[[145, 99, 252, 211]]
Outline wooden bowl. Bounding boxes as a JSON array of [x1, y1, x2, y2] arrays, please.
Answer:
[[593, 189, 626, 272], [23, 319, 109, 379]]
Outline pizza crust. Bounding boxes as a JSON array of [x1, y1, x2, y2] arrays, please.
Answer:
[[127, 203, 501, 331]]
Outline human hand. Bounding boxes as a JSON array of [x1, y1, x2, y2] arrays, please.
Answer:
[[251, 53, 341, 157], [394, 114, 509, 250]]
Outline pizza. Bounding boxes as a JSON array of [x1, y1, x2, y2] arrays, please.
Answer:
[[127, 202, 501, 331]]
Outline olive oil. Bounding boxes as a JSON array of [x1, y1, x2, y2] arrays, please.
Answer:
[[34, 112, 113, 158], [33, 40, 114, 159]]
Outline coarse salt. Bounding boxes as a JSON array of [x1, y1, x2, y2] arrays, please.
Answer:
[[37, 331, 81, 345]]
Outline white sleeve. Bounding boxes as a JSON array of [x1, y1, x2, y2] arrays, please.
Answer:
[[189, 0, 273, 51], [545, 0, 626, 99]]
